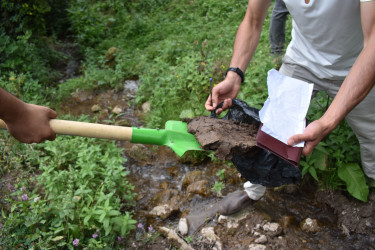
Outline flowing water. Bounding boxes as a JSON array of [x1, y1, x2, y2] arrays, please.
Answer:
[[60, 81, 374, 249]]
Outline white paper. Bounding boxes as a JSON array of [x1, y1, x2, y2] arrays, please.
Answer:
[[259, 69, 313, 147]]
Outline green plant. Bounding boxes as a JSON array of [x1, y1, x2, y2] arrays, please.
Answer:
[[211, 181, 225, 196], [0, 0, 68, 82], [185, 235, 194, 244], [300, 92, 365, 201], [0, 117, 136, 248], [216, 169, 226, 181]]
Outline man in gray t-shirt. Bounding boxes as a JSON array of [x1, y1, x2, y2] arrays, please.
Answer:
[[205, 0, 375, 215]]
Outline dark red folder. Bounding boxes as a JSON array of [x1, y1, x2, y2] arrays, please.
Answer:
[[256, 123, 303, 166]]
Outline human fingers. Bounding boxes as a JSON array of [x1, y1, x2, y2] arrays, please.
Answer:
[[205, 95, 215, 111], [287, 121, 326, 156], [287, 134, 316, 156], [28, 104, 57, 142], [221, 98, 233, 110], [48, 108, 57, 119], [43, 108, 57, 141], [212, 98, 233, 115]]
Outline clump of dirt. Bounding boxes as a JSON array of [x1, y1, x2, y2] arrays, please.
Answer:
[[186, 116, 258, 161]]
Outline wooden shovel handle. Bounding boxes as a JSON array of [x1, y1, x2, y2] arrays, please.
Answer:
[[0, 119, 133, 141]]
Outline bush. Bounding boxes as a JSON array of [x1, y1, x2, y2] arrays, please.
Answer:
[[0, 117, 136, 249]]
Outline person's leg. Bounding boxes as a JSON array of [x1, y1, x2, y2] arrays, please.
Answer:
[[269, 0, 289, 55], [342, 88, 375, 181]]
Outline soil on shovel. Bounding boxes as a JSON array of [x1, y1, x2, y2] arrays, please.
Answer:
[[186, 116, 259, 161]]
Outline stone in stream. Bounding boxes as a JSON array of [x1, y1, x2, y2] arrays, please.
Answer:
[[300, 218, 320, 233], [178, 218, 189, 236], [186, 116, 258, 161], [158, 226, 194, 250]]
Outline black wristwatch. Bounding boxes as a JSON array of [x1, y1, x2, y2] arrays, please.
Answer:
[[225, 67, 245, 83]]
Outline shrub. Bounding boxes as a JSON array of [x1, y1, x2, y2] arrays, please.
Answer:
[[1, 120, 136, 248]]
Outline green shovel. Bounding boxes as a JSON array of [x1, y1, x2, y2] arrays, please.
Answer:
[[0, 119, 202, 157]]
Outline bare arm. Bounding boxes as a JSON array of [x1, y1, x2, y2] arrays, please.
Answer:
[[205, 0, 271, 113], [0, 87, 57, 143], [288, 1, 375, 155]]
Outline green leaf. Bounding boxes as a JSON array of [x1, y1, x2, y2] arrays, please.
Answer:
[[311, 150, 327, 171], [338, 163, 369, 202], [300, 162, 310, 176], [179, 109, 195, 119], [108, 210, 121, 216], [99, 212, 106, 222], [51, 236, 64, 241], [83, 215, 91, 225], [308, 166, 319, 181]]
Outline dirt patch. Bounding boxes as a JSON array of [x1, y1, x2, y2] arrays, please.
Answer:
[[316, 190, 375, 236], [186, 116, 258, 161]]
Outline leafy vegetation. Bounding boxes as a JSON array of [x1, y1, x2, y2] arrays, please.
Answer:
[[0, 0, 370, 247], [1, 116, 136, 248]]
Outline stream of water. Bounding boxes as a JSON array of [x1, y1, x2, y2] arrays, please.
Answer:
[[60, 81, 374, 249]]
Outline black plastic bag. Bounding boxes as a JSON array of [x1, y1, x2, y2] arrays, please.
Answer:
[[210, 99, 301, 187]]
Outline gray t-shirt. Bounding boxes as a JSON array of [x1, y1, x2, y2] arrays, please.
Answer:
[[283, 0, 363, 80]]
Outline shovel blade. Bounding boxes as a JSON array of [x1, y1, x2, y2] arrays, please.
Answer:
[[131, 121, 202, 156]]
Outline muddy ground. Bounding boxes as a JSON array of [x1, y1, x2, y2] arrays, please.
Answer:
[[56, 84, 375, 249]]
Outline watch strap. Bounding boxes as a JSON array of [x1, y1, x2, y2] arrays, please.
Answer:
[[225, 67, 245, 83]]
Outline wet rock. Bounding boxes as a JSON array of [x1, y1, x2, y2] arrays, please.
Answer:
[[142, 102, 151, 113], [178, 218, 189, 236], [218, 215, 227, 224], [91, 104, 102, 112], [279, 215, 295, 230], [277, 184, 298, 194], [115, 119, 131, 127], [201, 227, 223, 250], [262, 222, 282, 237], [71, 90, 94, 102], [224, 207, 253, 235], [166, 165, 180, 178], [201, 227, 216, 242], [159, 226, 194, 250], [254, 234, 267, 244], [186, 180, 210, 197], [181, 170, 203, 190], [105, 47, 120, 68], [112, 105, 122, 114], [300, 218, 320, 233], [227, 220, 240, 235], [248, 243, 267, 250], [152, 188, 178, 205], [149, 201, 179, 220], [127, 144, 152, 162]]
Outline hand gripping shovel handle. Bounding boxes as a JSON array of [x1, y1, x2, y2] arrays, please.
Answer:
[[0, 119, 132, 141], [0, 119, 202, 156]]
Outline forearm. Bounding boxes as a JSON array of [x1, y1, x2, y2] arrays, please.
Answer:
[[228, 0, 271, 77], [0, 88, 28, 123]]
